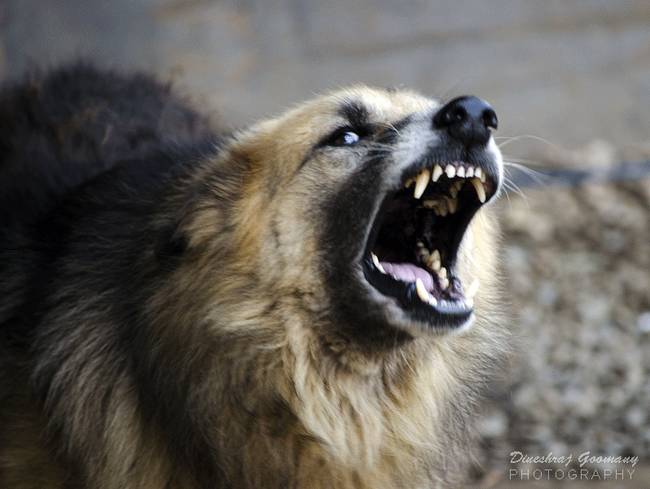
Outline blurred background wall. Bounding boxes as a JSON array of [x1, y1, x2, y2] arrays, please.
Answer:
[[1, 1, 649, 487]]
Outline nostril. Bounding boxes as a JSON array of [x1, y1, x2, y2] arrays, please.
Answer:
[[433, 95, 498, 148], [482, 108, 498, 130]]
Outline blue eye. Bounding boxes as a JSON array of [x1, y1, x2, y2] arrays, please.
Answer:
[[321, 128, 363, 147], [341, 131, 360, 145]]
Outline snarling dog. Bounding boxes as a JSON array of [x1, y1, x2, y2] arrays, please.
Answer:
[[0, 65, 508, 489]]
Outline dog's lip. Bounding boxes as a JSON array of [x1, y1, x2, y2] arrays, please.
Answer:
[[362, 256, 475, 328], [357, 156, 499, 330]]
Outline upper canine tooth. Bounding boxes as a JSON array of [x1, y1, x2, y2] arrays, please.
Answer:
[[445, 164, 456, 179], [456, 166, 466, 178], [414, 170, 430, 199], [471, 178, 486, 203], [371, 252, 386, 273], [432, 164, 444, 182]]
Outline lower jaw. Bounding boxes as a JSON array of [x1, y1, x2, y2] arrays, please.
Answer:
[[362, 259, 475, 330]]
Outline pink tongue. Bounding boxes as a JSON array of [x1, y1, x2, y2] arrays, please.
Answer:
[[380, 262, 434, 292]]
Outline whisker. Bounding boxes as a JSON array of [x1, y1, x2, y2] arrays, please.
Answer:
[[503, 161, 547, 184], [496, 134, 562, 152]]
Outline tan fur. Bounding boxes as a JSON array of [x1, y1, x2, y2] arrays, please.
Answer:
[[0, 86, 508, 488]]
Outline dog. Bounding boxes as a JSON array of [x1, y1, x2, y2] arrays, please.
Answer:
[[0, 64, 508, 488]]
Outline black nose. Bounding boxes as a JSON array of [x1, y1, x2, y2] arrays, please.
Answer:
[[433, 96, 498, 148]]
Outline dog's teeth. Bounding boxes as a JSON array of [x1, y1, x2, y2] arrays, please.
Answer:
[[466, 278, 480, 300], [438, 199, 448, 216], [404, 177, 415, 188], [466, 166, 475, 178], [430, 249, 441, 271], [471, 178, 486, 203], [474, 167, 483, 180], [445, 164, 456, 179], [371, 253, 386, 274], [432, 164, 443, 182], [438, 268, 449, 290], [438, 266, 449, 289], [456, 166, 466, 178], [446, 196, 458, 214], [415, 278, 429, 302], [413, 170, 430, 199], [423, 199, 438, 209], [449, 185, 459, 199]]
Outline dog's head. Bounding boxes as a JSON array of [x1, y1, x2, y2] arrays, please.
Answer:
[[188, 87, 503, 352]]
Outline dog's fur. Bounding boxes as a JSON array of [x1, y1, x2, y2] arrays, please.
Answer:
[[0, 64, 508, 489]]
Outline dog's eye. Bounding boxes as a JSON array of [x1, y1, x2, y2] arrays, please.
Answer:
[[322, 128, 362, 147], [339, 131, 360, 146]]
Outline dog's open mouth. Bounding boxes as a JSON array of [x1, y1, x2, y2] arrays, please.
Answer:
[[362, 161, 497, 328]]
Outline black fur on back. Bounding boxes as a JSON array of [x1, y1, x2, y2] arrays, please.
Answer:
[[0, 64, 226, 486], [0, 62, 216, 230]]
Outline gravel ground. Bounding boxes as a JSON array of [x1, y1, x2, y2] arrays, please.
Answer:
[[469, 149, 650, 488]]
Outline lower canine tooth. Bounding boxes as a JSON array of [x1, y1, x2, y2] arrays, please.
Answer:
[[371, 253, 386, 274], [415, 278, 430, 303], [471, 178, 486, 203], [413, 170, 430, 199]]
